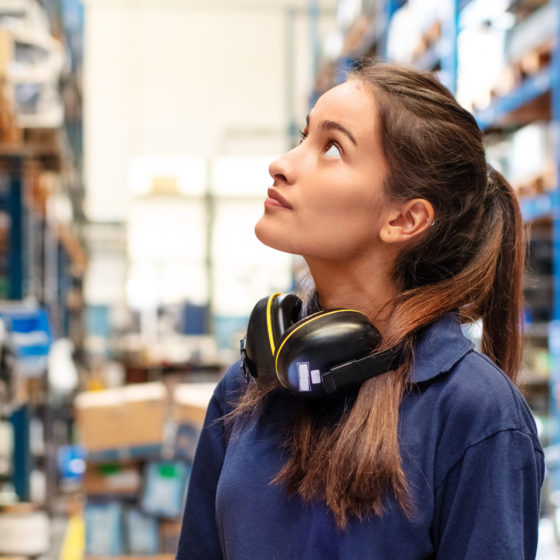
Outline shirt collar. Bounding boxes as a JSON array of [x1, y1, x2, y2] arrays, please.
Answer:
[[408, 313, 474, 384]]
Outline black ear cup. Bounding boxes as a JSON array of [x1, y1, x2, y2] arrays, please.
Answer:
[[275, 310, 382, 398], [241, 293, 405, 398], [268, 293, 303, 347], [241, 293, 302, 387]]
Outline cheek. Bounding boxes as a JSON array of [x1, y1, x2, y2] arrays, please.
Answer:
[[309, 183, 382, 227], [308, 189, 386, 246]]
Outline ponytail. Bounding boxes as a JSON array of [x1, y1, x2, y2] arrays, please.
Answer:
[[384, 166, 525, 383], [480, 166, 524, 381]]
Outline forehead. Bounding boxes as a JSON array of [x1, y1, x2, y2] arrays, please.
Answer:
[[310, 80, 377, 128]]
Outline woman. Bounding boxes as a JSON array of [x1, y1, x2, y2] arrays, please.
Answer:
[[176, 62, 544, 559]]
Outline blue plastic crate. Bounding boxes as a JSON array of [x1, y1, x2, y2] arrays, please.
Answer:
[[124, 508, 159, 555], [84, 501, 123, 556], [141, 461, 190, 518]]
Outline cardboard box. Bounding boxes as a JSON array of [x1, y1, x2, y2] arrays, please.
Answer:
[[173, 383, 215, 427], [159, 520, 183, 554], [0, 30, 13, 78], [83, 462, 141, 495], [0, 510, 49, 556], [75, 383, 167, 452]]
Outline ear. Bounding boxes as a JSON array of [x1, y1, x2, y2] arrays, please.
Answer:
[[380, 199, 434, 244]]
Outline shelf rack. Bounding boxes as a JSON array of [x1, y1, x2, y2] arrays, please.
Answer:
[[329, 0, 459, 91], [405, 0, 560, 461], [0, 8, 87, 513], [319, 0, 560, 467], [549, 0, 560, 471]]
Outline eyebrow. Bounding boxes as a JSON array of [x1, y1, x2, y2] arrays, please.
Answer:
[[306, 115, 357, 146]]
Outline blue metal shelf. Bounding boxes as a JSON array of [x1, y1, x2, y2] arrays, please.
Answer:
[[475, 67, 552, 130], [547, 0, 560, 468], [520, 193, 555, 222], [5, 157, 25, 300], [11, 406, 31, 501]]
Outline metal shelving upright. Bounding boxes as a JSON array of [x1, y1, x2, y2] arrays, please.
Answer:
[[0, 2, 87, 508], [547, 0, 560, 465]]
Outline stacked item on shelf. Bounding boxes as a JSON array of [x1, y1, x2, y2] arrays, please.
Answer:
[[0, 0, 65, 129], [386, 0, 447, 68], [0, 304, 52, 508], [75, 380, 215, 558], [0, 28, 20, 144], [0, 502, 50, 557], [0, 305, 51, 379], [458, 0, 557, 123], [485, 120, 556, 198]]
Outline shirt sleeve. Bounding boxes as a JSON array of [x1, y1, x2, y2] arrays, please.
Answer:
[[433, 429, 544, 560], [176, 363, 243, 560]]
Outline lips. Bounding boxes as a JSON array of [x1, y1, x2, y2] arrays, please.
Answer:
[[266, 187, 292, 209]]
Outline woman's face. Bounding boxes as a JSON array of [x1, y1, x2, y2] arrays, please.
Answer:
[[255, 80, 392, 263]]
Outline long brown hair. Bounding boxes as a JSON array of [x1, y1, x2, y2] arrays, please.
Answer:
[[232, 62, 525, 529]]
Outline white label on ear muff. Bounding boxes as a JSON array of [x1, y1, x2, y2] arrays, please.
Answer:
[[297, 362, 311, 392], [311, 369, 321, 384]]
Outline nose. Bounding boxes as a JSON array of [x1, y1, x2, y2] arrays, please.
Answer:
[[268, 150, 294, 185]]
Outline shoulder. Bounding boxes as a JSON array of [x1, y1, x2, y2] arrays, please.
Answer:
[[443, 350, 537, 437], [422, 349, 543, 479], [409, 315, 537, 439], [212, 360, 248, 416]]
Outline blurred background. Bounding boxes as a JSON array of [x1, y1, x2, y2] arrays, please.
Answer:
[[0, 0, 560, 558]]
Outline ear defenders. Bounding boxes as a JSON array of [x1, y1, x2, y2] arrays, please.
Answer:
[[240, 293, 406, 399]]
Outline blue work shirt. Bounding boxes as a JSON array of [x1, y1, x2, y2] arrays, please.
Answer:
[[176, 314, 544, 559]]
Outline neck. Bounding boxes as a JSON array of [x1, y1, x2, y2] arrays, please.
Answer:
[[305, 254, 398, 335]]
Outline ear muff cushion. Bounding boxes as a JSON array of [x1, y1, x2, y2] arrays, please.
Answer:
[[244, 293, 302, 384], [275, 310, 382, 395], [268, 293, 303, 352]]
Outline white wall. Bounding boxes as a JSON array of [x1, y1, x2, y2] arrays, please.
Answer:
[[83, 0, 336, 328], [84, 0, 335, 220]]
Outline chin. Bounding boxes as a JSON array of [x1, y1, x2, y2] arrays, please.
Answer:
[[254, 219, 300, 256]]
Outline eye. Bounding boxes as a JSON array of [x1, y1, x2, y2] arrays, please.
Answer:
[[324, 142, 342, 159], [298, 129, 307, 145]]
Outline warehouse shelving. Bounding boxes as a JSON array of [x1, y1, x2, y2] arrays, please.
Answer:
[[323, 0, 459, 94], [463, 0, 560, 448], [475, 67, 552, 130], [71, 379, 214, 557], [405, 0, 560, 456], [0, 9, 87, 555], [322, 0, 560, 455]]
